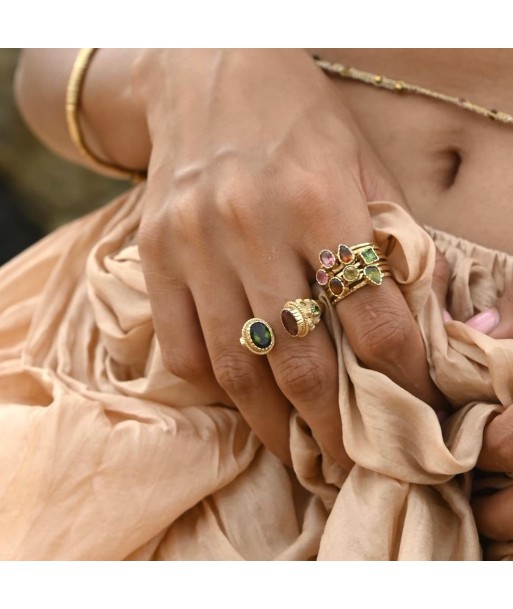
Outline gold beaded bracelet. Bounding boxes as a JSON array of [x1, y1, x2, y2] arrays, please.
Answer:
[[65, 48, 147, 183]]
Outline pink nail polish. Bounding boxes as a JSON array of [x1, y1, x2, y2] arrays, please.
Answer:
[[465, 308, 500, 334], [442, 309, 452, 322]]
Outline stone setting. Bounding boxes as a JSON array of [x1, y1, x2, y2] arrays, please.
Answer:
[[359, 246, 379, 265], [249, 321, 273, 348], [342, 265, 360, 283], [316, 269, 329, 286], [329, 277, 344, 296], [240, 318, 275, 354], [364, 265, 383, 285], [281, 309, 299, 337], [319, 249, 336, 269], [338, 244, 354, 264]]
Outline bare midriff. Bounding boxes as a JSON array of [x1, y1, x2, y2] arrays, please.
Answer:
[[309, 49, 513, 254]]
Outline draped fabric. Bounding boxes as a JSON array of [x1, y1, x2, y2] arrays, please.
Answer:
[[0, 185, 511, 560]]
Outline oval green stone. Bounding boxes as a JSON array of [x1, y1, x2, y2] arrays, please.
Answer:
[[249, 321, 272, 348]]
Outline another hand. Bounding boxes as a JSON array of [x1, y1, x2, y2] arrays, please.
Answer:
[[464, 284, 513, 540], [134, 49, 445, 466]]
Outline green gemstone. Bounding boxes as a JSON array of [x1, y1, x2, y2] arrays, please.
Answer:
[[360, 247, 379, 264], [310, 304, 320, 314], [249, 321, 272, 348], [342, 265, 360, 283], [364, 265, 383, 285]]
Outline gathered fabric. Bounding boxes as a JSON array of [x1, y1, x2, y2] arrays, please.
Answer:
[[0, 185, 511, 560]]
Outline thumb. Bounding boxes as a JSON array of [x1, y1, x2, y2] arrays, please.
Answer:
[[465, 284, 513, 339]]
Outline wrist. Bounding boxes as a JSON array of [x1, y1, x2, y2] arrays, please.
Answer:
[[80, 48, 151, 171]]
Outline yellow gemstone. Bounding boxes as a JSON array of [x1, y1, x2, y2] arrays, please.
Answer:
[[342, 265, 360, 282]]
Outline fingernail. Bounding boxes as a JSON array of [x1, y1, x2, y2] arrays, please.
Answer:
[[465, 308, 500, 334], [442, 309, 452, 322]]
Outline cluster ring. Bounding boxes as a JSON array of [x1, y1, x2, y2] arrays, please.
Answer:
[[315, 242, 391, 305]]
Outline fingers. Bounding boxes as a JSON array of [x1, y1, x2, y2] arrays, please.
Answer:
[[243, 252, 352, 469], [463, 271, 513, 337], [303, 214, 446, 411], [477, 406, 513, 472], [138, 255, 229, 404], [473, 406, 513, 541], [472, 485, 513, 542], [190, 273, 293, 466]]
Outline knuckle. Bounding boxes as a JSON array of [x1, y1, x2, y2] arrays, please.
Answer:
[[354, 304, 413, 363], [161, 348, 203, 382], [212, 351, 254, 396], [276, 351, 330, 402], [215, 177, 261, 231]]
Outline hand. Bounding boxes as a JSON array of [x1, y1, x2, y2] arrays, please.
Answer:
[[463, 283, 513, 540], [134, 49, 445, 466]]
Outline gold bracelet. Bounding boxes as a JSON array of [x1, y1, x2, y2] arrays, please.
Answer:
[[65, 48, 147, 183]]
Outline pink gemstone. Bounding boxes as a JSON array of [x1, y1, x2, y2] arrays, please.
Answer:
[[316, 269, 329, 286], [319, 249, 336, 269]]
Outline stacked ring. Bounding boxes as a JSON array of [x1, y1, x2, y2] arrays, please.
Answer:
[[240, 318, 275, 355], [281, 299, 324, 338], [315, 242, 391, 305]]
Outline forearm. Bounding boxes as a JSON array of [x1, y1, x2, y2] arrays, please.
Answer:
[[15, 48, 151, 175]]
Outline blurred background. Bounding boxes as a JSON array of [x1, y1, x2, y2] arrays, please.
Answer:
[[0, 49, 125, 264]]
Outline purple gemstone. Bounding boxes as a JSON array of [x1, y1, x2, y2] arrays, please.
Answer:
[[319, 249, 336, 269]]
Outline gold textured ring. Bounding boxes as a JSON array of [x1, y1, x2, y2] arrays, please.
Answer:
[[315, 242, 391, 305], [281, 299, 324, 338], [240, 318, 275, 355]]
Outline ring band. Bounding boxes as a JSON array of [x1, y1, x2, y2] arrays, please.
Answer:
[[281, 299, 324, 338], [240, 318, 275, 355], [315, 242, 391, 305]]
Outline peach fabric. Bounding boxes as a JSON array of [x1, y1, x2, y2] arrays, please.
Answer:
[[0, 186, 511, 560]]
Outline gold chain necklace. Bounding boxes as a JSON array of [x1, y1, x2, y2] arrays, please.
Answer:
[[314, 56, 513, 126]]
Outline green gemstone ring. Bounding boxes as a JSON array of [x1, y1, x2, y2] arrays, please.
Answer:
[[240, 318, 275, 355]]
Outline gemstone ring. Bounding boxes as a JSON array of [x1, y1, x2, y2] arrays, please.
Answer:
[[281, 299, 324, 338], [315, 242, 391, 305], [240, 318, 275, 355]]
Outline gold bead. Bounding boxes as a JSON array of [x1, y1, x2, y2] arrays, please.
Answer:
[[394, 81, 405, 92], [374, 75, 383, 84]]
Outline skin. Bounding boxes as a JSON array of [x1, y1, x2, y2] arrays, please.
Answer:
[[14, 48, 513, 539]]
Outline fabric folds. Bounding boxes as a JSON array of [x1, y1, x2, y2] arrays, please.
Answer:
[[0, 186, 510, 560]]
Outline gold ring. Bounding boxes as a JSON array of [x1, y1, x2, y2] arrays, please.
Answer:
[[281, 299, 324, 338], [240, 318, 275, 355], [315, 242, 391, 305]]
